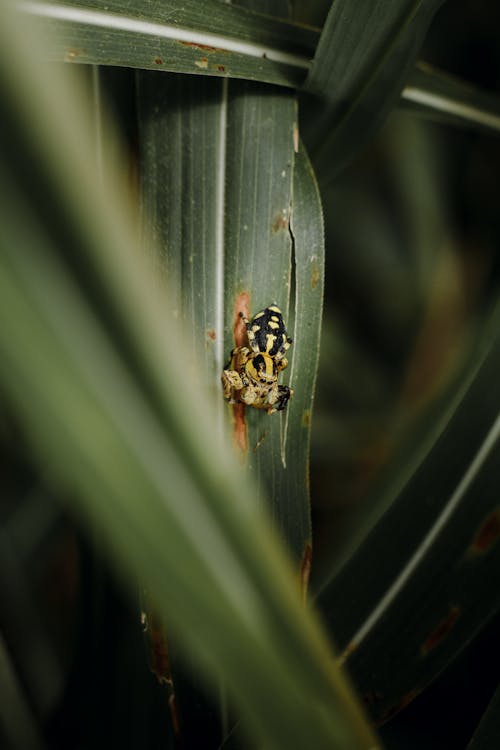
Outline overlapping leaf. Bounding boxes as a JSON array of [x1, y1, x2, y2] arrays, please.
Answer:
[[402, 62, 500, 133], [20, 0, 314, 87]]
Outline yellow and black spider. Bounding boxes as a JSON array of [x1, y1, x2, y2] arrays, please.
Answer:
[[221, 305, 293, 414]]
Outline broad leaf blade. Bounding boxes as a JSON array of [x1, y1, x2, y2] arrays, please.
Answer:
[[20, 0, 314, 87], [137, 57, 317, 563]]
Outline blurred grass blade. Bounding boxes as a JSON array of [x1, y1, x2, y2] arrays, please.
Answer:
[[137, 69, 229, 745], [401, 62, 500, 132], [466, 682, 500, 750], [317, 302, 500, 724], [0, 633, 44, 750], [19, 0, 315, 87], [301, 0, 445, 179], [0, 3, 379, 748]]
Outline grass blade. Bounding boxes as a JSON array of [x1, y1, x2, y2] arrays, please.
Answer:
[[19, 0, 314, 87], [137, 56, 320, 565], [402, 62, 500, 133]]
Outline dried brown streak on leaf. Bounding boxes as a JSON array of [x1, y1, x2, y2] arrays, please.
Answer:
[[229, 293, 251, 454], [301, 543, 312, 602], [233, 402, 248, 454], [179, 41, 229, 54], [468, 510, 500, 556], [253, 431, 268, 452], [233, 291, 250, 348], [420, 605, 461, 656], [168, 694, 183, 742], [272, 212, 289, 233], [310, 262, 320, 289]]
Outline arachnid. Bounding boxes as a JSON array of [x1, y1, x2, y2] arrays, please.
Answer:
[[221, 304, 293, 414]]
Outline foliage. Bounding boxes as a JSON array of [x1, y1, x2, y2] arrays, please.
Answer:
[[1, 1, 500, 749]]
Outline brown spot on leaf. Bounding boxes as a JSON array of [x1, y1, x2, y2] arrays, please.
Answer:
[[233, 402, 247, 454], [148, 616, 172, 685], [300, 543, 312, 602], [217, 65, 226, 72], [234, 292, 250, 347], [253, 431, 268, 452], [168, 694, 182, 741], [179, 41, 226, 53], [302, 409, 311, 428], [421, 605, 460, 656], [154, 57, 163, 65], [469, 510, 500, 555], [206, 328, 216, 342], [311, 263, 320, 289], [272, 213, 288, 234]]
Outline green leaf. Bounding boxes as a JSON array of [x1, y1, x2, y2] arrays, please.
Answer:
[[401, 62, 500, 133], [20, 0, 314, 87], [137, 64, 322, 566], [466, 682, 500, 750], [281, 142, 325, 566], [301, 0, 446, 179], [317, 300, 500, 724], [0, 3, 378, 749], [222, 79, 305, 558]]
